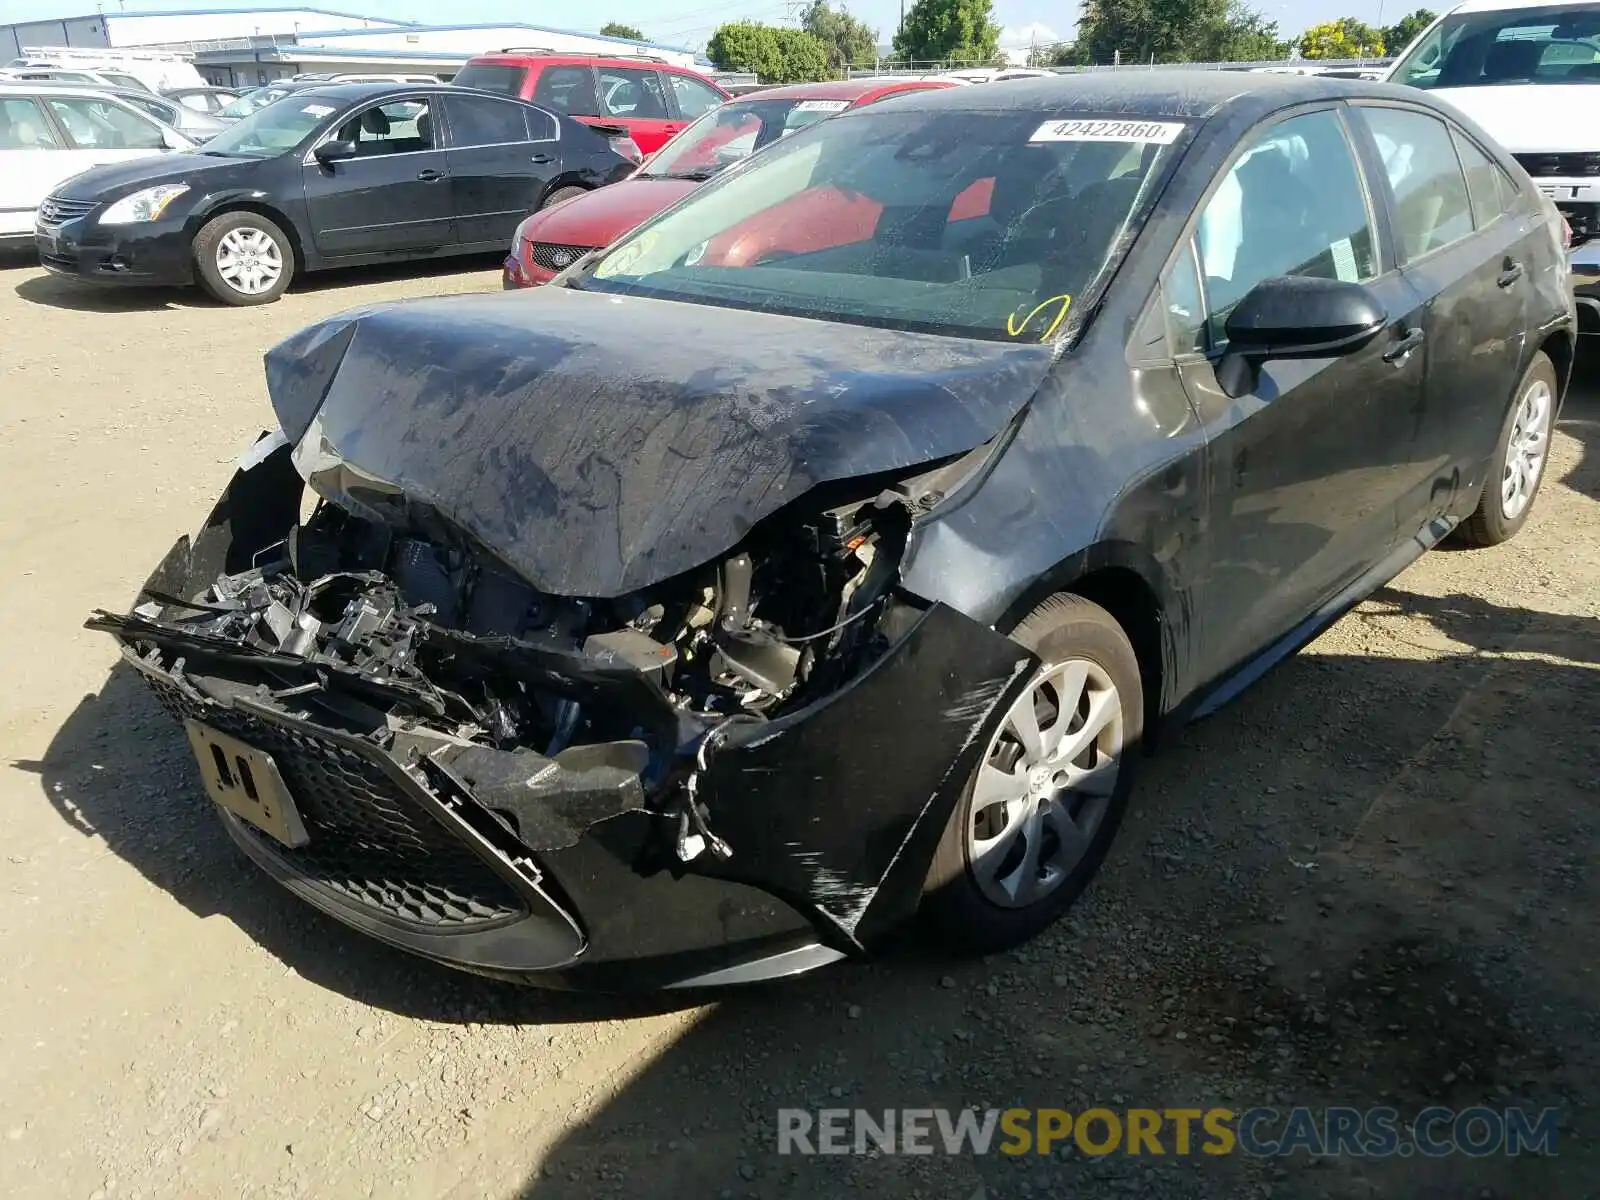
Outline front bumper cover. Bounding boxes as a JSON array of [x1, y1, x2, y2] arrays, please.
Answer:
[[35, 212, 194, 286], [95, 451, 1036, 988]]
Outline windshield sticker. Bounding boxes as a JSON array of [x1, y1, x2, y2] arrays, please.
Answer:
[[301, 104, 335, 116], [1330, 237, 1359, 282], [1029, 119, 1184, 144], [1007, 294, 1073, 342], [793, 99, 851, 113]]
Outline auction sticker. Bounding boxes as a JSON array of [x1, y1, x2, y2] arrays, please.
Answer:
[[793, 99, 851, 113], [1029, 119, 1185, 144]]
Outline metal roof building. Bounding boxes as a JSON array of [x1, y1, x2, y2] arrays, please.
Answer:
[[2, 8, 700, 86]]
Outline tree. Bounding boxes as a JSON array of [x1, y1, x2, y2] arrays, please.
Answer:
[[598, 22, 645, 41], [1298, 17, 1386, 58], [801, 1, 879, 70], [1381, 7, 1436, 53], [892, 0, 1003, 66], [1194, 1, 1293, 60], [771, 28, 833, 81], [706, 21, 831, 82], [1074, 0, 1288, 65]]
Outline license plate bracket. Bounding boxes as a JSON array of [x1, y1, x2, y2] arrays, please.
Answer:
[[184, 719, 311, 848]]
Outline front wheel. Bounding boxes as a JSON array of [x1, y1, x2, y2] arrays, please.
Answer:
[[193, 211, 293, 306], [921, 594, 1144, 953], [1456, 351, 1558, 547], [539, 186, 588, 211]]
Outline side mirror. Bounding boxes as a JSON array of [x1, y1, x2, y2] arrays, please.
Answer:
[[1216, 275, 1386, 398], [314, 138, 357, 166]]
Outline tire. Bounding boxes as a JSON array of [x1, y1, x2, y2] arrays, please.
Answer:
[[539, 186, 588, 211], [921, 594, 1144, 954], [193, 211, 293, 306], [1457, 351, 1558, 547]]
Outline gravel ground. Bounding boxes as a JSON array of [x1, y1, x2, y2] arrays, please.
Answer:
[[0, 254, 1594, 1200]]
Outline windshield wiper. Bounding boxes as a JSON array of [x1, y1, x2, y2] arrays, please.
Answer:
[[654, 168, 718, 182]]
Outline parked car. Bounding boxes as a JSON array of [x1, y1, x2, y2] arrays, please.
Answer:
[[8, 46, 206, 92], [1, 66, 150, 92], [451, 50, 730, 153], [1388, 0, 1600, 245], [34, 82, 636, 304], [0, 82, 192, 248], [503, 77, 956, 287], [160, 85, 244, 114], [289, 72, 441, 84], [27, 79, 228, 142], [213, 81, 324, 121], [93, 73, 1573, 990]]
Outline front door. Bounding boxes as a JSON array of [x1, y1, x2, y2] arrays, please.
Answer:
[[1353, 104, 1536, 529], [594, 65, 678, 153], [441, 93, 559, 247], [302, 97, 455, 258], [1175, 106, 1429, 684]]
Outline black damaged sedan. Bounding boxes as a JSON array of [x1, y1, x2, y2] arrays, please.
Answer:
[[94, 73, 1573, 989]]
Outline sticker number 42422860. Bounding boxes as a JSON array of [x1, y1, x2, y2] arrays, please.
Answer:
[[1029, 119, 1185, 144]]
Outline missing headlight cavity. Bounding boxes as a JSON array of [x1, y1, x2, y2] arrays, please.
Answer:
[[91, 442, 936, 851]]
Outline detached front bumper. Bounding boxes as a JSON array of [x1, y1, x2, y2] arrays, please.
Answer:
[[35, 210, 194, 287], [96, 451, 1034, 990]]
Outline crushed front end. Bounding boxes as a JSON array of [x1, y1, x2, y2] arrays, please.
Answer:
[[93, 436, 1035, 989]]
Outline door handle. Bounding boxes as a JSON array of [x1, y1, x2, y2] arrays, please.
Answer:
[[416, 168, 444, 183], [1382, 326, 1425, 364], [529, 152, 554, 164], [1497, 259, 1524, 288]]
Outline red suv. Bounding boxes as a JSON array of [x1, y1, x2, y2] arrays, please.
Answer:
[[451, 50, 730, 155]]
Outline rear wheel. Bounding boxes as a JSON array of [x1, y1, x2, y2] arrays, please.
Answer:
[[539, 186, 588, 211], [1457, 351, 1557, 547], [193, 211, 293, 306], [922, 594, 1143, 953]]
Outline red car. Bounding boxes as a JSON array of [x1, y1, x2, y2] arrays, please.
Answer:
[[502, 77, 955, 288], [451, 50, 730, 156]]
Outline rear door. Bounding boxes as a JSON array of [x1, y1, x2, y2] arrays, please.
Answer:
[[442, 94, 560, 246], [1173, 105, 1431, 684], [595, 65, 677, 153], [302, 96, 456, 257], [1350, 103, 1536, 527]]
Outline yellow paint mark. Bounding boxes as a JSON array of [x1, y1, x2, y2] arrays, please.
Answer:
[[1006, 293, 1072, 342]]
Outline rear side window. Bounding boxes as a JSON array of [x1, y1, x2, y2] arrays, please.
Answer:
[[445, 94, 530, 146], [533, 66, 599, 117], [670, 72, 724, 119], [452, 63, 528, 96], [599, 67, 669, 119], [0, 97, 60, 148], [1195, 109, 1378, 344], [1359, 106, 1474, 258], [335, 99, 435, 156], [45, 96, 166, 151], [1452, 129, 1506, 229]]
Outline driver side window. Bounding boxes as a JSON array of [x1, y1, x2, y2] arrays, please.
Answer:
[[45, 96, 166, 150], [1195, 109, 1377, 347], [335, 100, 434, 156]]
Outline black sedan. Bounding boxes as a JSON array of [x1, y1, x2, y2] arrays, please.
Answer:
[[93, 73, 1572, 989], [34, 82, 636, 305]]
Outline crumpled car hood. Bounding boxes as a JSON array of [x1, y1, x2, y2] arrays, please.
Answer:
[[265, 286, 1056, 597]]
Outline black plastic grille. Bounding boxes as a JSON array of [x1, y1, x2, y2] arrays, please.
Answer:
[[144, 676, 527, 929], [529, 242, 592, 272], [37, 196, 97, 223], [1513, 151, 1600, 179], [37, 251, 76, 273]]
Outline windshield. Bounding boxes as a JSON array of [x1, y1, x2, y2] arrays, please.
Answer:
[[645, 96, 858, 180], [218, 85, 299, 119], [202, 94, 335, 156], [587, 109, 1187, 342], [1391, 3, 1600, 87], [452, 63, 528, 96]]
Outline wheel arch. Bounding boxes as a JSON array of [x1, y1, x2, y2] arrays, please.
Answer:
[[1536, 326, 1574, 404], [992, 542, 1180, 742], [537, 174, 593, 209], [189, 198, 307, 273]]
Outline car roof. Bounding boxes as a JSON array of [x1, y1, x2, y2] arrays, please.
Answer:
[[873, 68, 1430, 120], [0, 80, 149, 101], [734, 78, 944, 103], [467, 51, 703, 73], [1447, 0, 1590, 12]]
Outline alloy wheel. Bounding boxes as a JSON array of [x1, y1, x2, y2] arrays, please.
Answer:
[[215, 226, 283, 297], [1501, 377, 1552, 520], [966, 659, 1124, 909]]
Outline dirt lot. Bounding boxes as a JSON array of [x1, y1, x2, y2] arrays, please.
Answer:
[[0, 255, 1595, 1200]]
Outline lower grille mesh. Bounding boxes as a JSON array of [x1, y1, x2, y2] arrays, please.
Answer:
[[145, 676, 527, 929]]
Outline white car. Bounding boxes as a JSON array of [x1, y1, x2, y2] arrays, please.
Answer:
[[1387, 0, 1600, 243], [0, 83, 193, 247]]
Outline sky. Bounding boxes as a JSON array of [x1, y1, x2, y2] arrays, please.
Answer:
[[0, 0, 1406, 53]]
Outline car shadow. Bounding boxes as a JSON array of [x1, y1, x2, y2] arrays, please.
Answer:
[[1559, 349, 1600, 499], [499, 591, 1597, 1199], [10, 251, 506, 312]]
